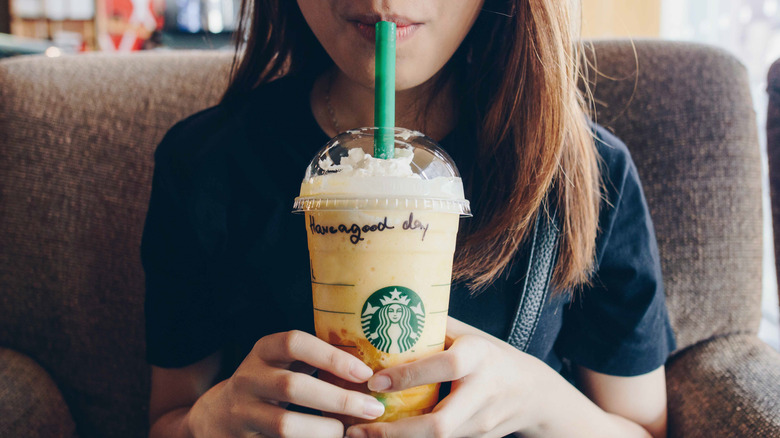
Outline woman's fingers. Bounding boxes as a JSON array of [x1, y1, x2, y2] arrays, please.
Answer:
[[241, 331, 384, 419], [346, 413, 442, 438], [255, 330, 374, 383], [345, 410, 459, 438], [348, 379, 493, 438], [249, 370, 385, 420], [367, 333, 488, 392], [240, 401, 345, 438]]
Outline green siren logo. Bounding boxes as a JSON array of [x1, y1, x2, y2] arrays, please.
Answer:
[[361, 286, 425, 354]]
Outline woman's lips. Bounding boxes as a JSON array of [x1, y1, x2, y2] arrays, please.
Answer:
[[351, 21, 422, 43]]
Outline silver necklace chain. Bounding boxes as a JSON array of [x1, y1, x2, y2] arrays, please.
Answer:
[[324, 71, 341, 134]]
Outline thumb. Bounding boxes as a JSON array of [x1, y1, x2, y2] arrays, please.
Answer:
[[445, 316, 503, 348], [445, 316, 479, 345]]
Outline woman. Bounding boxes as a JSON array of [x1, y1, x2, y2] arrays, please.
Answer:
[[142, 1, 676, 437]]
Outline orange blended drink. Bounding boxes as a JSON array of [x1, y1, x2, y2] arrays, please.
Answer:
[[293, 127, 470, 424]]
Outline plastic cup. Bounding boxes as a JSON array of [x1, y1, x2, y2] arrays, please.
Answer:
[[293, 127, 470, 424]]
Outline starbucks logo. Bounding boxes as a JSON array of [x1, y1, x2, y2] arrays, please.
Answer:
[[361, 286, 425, 354]]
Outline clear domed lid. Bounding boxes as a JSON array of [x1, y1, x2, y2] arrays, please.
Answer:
[[303, 127, 461, 180], [293, 127, 470, 215]]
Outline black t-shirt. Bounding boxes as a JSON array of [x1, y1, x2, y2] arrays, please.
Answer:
[[141, 75, 676, 379]]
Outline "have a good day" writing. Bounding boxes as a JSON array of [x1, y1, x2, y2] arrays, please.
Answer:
[[309, 212, 430, 244]]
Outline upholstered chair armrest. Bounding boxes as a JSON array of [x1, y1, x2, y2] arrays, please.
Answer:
[[666, 334, 780, 437], [0, 347, 77, 437]]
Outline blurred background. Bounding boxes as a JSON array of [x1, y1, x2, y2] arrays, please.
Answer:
[[0, 0, 778, 351], [0, 0, 237, 55]]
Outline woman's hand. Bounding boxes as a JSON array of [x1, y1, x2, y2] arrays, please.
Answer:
[[187, 330, 385, 438], [345, 317, 544, 438], [345, 317, 658, 438]]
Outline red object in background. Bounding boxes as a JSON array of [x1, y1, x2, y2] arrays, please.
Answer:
[[99, 0, 163, 51]]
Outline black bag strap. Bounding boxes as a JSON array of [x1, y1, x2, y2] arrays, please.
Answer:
[[507, 204, 560, 352]]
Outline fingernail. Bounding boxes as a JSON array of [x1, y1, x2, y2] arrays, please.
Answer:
[[347, 427, 367, 438], [350, 362, 374, 381], [364, 398, 385, 418], [368, 375, 391, 392]]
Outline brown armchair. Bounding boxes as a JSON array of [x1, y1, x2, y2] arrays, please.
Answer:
[[1, 42, 779, 437], [585, 41, 780, 437]]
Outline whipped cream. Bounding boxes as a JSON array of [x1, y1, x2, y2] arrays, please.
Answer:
[[317, 147, 420, 178], [300, 147, 465, 201]]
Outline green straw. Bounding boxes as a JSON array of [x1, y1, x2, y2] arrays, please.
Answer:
[[374, 21, 396, 159]]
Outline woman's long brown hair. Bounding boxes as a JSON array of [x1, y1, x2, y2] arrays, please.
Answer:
[[223, 0, 600, 294]]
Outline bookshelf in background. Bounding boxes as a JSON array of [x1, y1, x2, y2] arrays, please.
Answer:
[[10, 0, 96, 50], [8, 0, 165, 52]]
